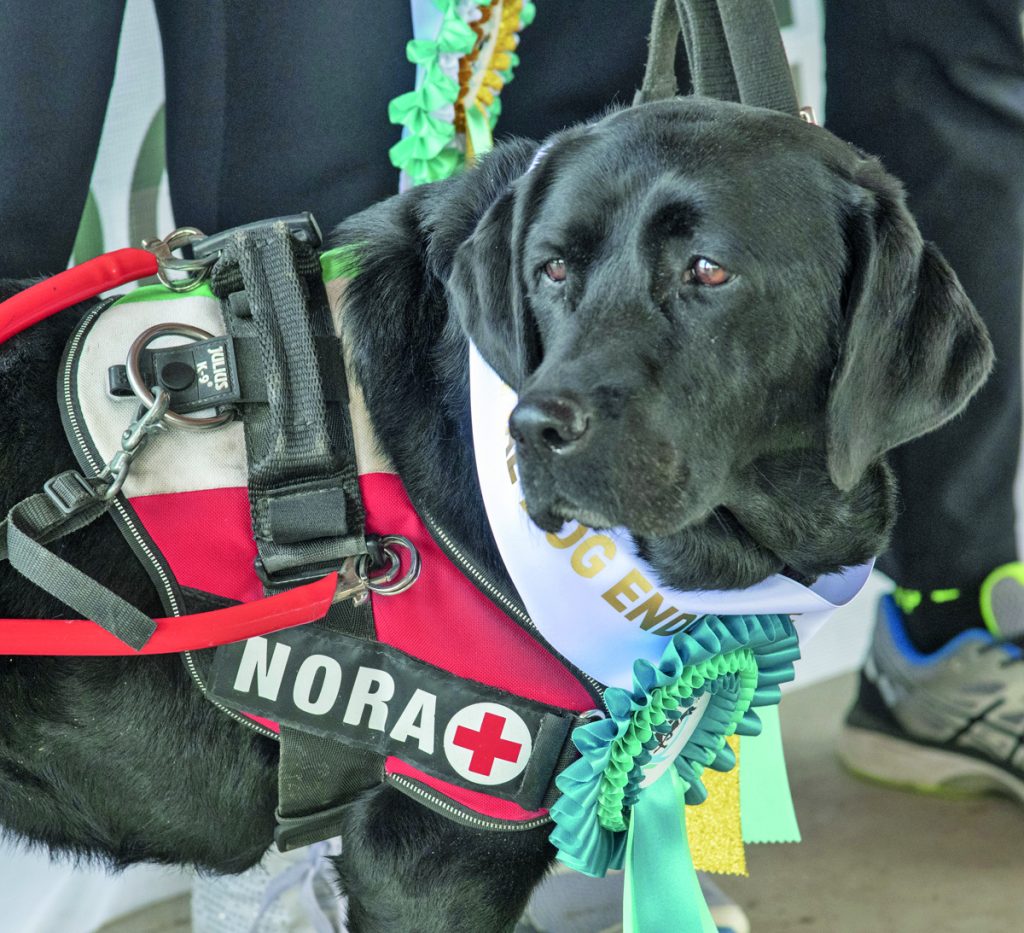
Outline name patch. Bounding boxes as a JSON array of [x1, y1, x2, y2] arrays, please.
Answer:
[[209, 626, 576, 809]]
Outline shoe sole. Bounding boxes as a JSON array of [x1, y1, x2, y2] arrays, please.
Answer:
[[838, 725, 1024, 804]]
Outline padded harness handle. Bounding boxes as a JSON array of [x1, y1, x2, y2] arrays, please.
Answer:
[[635, 0, 799, 117]]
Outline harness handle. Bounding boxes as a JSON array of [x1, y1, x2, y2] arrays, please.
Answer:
[[635, 0, 799, 117]]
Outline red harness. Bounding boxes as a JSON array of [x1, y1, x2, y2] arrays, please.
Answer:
[[0, 250, 341, 654], [0, 248, 594, 825]]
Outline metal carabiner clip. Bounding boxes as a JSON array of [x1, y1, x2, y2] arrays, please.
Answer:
[[143, 227, 215, 293], [97, 388, 171, 500]]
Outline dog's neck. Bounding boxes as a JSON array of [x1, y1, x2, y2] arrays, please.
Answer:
[[638, 452, 894, 591]]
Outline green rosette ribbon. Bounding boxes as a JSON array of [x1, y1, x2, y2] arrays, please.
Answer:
[[549, 613, 799, 932], [391, 0, 535, 187]]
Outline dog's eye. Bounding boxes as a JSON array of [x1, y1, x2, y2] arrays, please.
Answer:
[[543, 259, 567, 283], [686, 257, 731, 287]]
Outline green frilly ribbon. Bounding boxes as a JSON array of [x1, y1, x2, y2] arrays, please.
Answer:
[[549, 614, 801, 933], [389, 0, 535, 186]]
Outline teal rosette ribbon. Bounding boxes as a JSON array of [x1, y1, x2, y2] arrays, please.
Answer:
[[549, 613, 799, 933]]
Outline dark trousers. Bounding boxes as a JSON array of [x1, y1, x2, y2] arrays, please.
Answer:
[[825, 0, 1024, 591], [0, 1, 655, 278]]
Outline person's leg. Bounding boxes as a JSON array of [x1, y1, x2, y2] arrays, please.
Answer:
[[153, 0, 414, 232], [499, 0, 663, 137], [826, 0, 1024, 651], [827, 0, 1024, 798], [154, 0, 663, 232], [0, 2, 126, 278]]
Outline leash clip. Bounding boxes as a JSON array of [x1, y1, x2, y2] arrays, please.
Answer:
[[143, 226, 215, 293], [331, 536, 423, 607], [97, 389, 171, 500], [334, 556, 372, 607]]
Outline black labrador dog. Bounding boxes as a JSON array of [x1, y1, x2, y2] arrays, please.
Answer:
[[0, 99, 991, 931]]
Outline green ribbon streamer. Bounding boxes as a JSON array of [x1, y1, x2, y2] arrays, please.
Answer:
[[739, 704, 801, 843], [465, 103, 494, 157], [624, 768, 717, 933]]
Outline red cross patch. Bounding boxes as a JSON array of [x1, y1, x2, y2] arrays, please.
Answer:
[[442, 703, 533, 786]]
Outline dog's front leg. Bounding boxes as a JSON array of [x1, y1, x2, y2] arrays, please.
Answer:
[[335, 785, 553, 933]]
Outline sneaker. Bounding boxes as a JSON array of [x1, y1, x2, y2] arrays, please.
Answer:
[[838, 578, 1024, 802]]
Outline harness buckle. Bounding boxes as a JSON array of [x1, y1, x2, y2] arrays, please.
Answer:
[[254, 535, 422, 606], [254, 555, 370, 607], [42, 471, 103, 516]]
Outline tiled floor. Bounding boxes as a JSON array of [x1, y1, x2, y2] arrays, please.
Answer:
[[727, 674, 1024, 932]]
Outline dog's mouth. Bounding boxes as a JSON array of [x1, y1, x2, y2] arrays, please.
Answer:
[[531, 499, 617, 534], [512, 418, 721, 538], [522, 481, 714, 539]]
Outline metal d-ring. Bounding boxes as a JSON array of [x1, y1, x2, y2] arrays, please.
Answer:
[[364, 535, 421, 596], [126, 323, 233, 430]]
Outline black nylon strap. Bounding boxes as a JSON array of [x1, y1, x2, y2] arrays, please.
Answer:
[[636, 0, 798, 116], [206, 217, 382, 846], [211, 222, 365, 582], [678, 0, 741, 104], [635, 0, 687, 103], [718, 0, 798, 115], [273, 599, 382, 851], [276, 725, 381, 850]]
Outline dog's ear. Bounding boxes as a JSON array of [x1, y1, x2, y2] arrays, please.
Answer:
[[448, 126, 594, 388], [447, 187, 539, 388], [826, 160, 993, 490]]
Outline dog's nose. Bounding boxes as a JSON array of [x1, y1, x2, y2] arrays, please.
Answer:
[[510, 395, 589, 453]]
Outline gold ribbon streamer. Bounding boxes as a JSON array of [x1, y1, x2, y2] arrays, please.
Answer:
[[686, 735, 747, 876]]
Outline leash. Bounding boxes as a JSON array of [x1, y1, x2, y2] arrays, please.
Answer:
[[0, 572, 338, 656], [0, 248, 157, 344], [0, 225, 216, 343]]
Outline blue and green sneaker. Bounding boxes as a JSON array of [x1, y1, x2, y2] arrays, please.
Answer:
[[839, 564, 1024, 801]]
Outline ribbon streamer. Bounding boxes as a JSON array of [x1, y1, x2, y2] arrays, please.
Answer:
[[740, 705, 801, 844], [625, 768, 717, 933]]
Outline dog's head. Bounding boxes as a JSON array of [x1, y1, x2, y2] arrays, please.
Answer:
[[449, 99, 991, 580]]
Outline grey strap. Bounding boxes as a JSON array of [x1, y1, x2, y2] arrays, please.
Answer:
[[636, 0, 798, 116], [1, 477, 157, 650], [0, 473, 107, 558]]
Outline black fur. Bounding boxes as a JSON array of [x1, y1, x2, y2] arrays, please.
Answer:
[[0, 99, 992, 931]]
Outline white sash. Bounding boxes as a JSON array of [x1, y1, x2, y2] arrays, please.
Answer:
[[468, 347, 872, 690]]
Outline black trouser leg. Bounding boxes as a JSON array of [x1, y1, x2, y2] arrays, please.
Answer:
[[153, 0, 415, 231], [152, 0, 660, 231], [825, 0, 1024, 647], [0, 1, 126, 277]]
